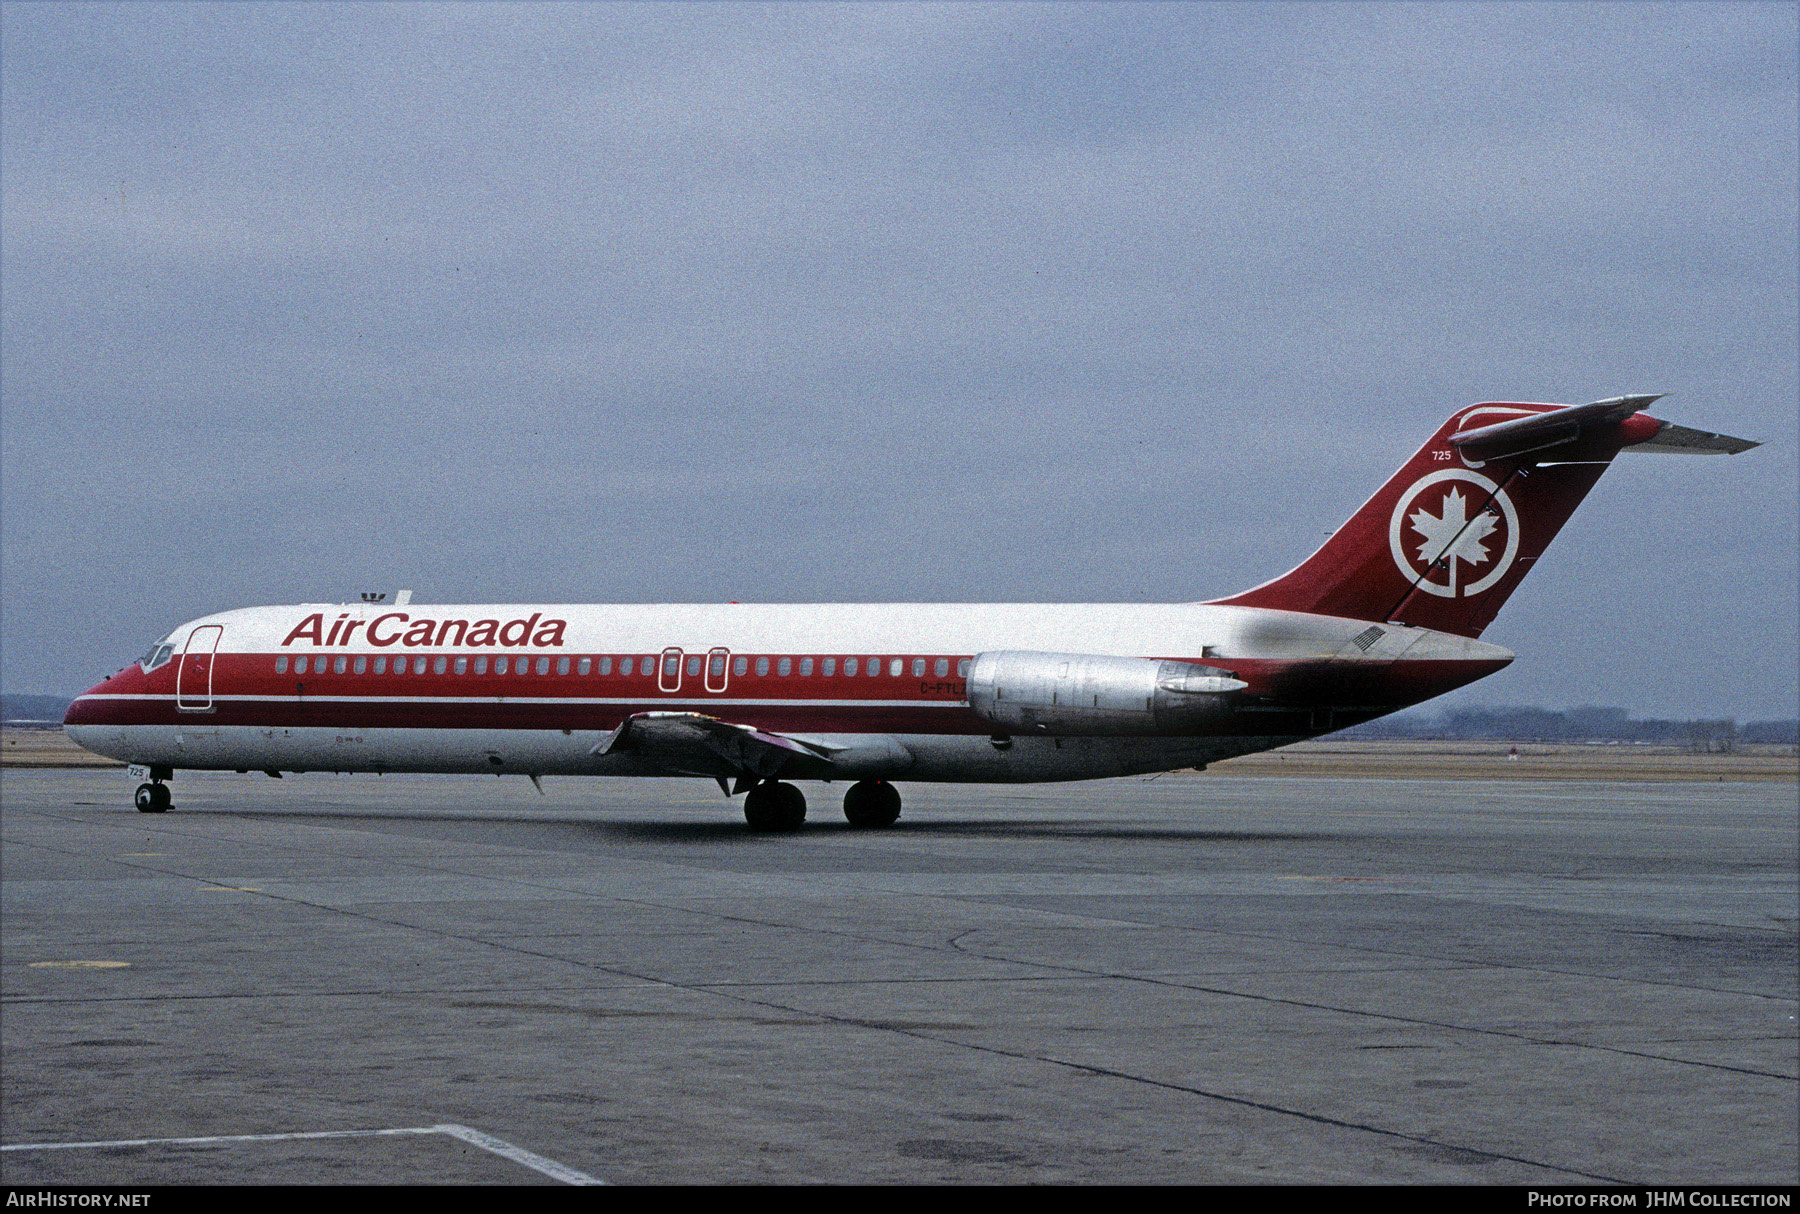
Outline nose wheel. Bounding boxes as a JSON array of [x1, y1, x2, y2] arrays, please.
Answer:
[[742, 781, 806, 832], [134, 782, 171, 813]]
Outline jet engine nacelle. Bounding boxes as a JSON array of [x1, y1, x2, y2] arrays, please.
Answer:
[[966, 650, 1248, 735]]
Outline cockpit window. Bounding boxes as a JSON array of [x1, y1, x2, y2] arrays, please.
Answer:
[[139, 641, 175, 671]]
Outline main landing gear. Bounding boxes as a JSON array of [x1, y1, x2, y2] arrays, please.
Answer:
[[739, 779, 904, 832], [742, 781, 807, 832], [134, 782, 171, 813], [842, 780, 901, 828]]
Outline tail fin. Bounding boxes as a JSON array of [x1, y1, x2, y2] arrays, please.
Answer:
[[1208, 395, 1758, 638]]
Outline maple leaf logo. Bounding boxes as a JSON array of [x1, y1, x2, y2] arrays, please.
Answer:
[[1389, 472, 1518, 599], [1407, 488, 1503, 595], [1410, 488, 1498, 567]]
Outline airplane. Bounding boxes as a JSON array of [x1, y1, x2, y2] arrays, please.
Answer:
[[64, 395, 1757, 830]]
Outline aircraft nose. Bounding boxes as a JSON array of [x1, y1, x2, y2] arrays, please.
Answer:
[[64, 672, 122, 725]]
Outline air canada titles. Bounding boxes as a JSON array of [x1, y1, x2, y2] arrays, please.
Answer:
[[280, 612, 569, 649]]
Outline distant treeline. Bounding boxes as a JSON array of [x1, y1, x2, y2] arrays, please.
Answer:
[[2, 694, 70, 724], [1340, 705, 1798, 748]]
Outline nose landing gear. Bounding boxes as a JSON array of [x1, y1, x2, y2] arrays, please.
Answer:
[[134, 782, 171, 813]]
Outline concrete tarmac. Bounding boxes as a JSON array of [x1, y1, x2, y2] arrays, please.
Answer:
[[1, 768, 1794, 1185]]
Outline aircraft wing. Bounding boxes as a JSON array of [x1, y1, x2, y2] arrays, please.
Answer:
[[593, 711, 836, 781]]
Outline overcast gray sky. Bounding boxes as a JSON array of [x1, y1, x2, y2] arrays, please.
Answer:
[[3, 2, 1795, 720]]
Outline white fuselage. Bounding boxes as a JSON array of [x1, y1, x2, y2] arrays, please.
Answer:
[[65, 600, 1513, 784]]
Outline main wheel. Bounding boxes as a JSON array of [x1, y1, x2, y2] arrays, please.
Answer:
[[743, 781, 806, 832], [843, 780, 901, 827], [134, 783, 168, 813]]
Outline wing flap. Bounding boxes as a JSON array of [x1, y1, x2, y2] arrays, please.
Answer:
[[594, 712, 835, 779]]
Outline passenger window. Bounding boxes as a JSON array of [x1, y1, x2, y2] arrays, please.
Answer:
[[599, 657, 612, 675], [619, 657, 632, 676], [844, 658, 858, 677], [823, 657, 836, 676], [373, 657, 387, 675], [433, 656, 447, 675], [415, 656, 428, 675], [911, 658, 925, 677], [733, 656, 747, 676], [934, 658, 948, 677], [958, 659, 970, 677], [475, 657, 488, 675], [557, 656, 571, 675], [495, 656, 509, 675], [336, 655, 349, 675], [889, 658, 902, 677], [454, 657, 468, 675], [354, 656, 367, 674], [646, 656, 659, 676], [537, 656, 551, 676], [578, 658, 591, 676], [799, 658, 813, 676], [778, 657, 791, 676], [869, 657, 882, 676], [711, 654, 726, 677], [686, 655, 701, 677], [755, 657, 770, 676], [276, 656, 289, 674], [295, 656, 309, 675]]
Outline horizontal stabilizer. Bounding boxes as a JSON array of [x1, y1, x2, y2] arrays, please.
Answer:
[[1448, 395, 1662, 462], [1449, 394, 1759, 461], [1621, 419, 1761, 455]]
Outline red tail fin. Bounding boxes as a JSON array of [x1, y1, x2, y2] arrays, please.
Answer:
[[1209, 397, 1680, 638]]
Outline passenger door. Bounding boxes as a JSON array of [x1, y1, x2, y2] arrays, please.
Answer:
[[176, 625, 223, 711]]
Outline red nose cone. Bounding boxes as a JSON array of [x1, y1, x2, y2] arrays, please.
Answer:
[[64, 669, 135, 725]]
